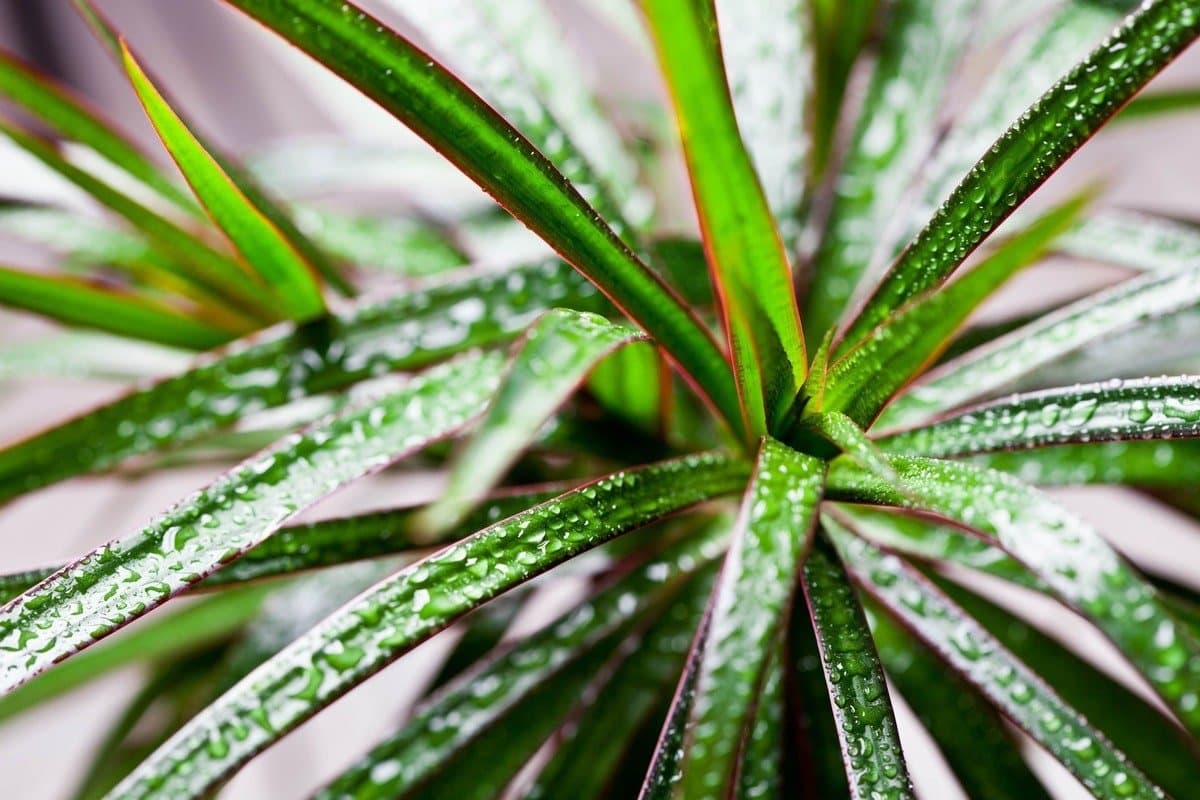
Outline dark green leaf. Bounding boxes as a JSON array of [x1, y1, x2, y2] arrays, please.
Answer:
[[787, 594, 851, 798], [0, 351, 507, 692], [801, 534, 912, 798], [641, 0, 807, 436], [835, 531, 1168, 800], [107, 452, 748, 799], [673, 438, 823, 797], [839, 0, 1200, 349], [223, 0, 742, 433], [735, 643, 785, 800]]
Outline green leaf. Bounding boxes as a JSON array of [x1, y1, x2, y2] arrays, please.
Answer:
[[804, 0, 978, 342], [1119, 86, 1200, 120], [674, 438, 823, 797], [107, 451, 748, 799], [0, 121, 278, 319], [821, 192, 1087, 425], [834, 531, 1169, 800], [882, 375, 1200, 456], [808, 0, 876, 176], [826, 454, 1200, 738], [426, 589, 527, 693], [787, 598, 851, 798], [522, 544, 719, 800], [878, 263, 1200, 429], [895, 0, 1136, 254], [715, 0, 811, 254], [0, 266, 231, 350], [641, 0, 806, 437], [866, 600, 1051, 800], [0, 331, 188, 382], [0, 351, 507, 693], [0, 585, 269, 722], [291, 205, 467, 278], [969, 439, 1200, 487], [801, 534, 912, 798], [424, 309, 644, 531], [0, 259, 605, 505], [734, 644, 786, 800], [223, 0, 742, 435], [318, 523, 726, 798], [123, 46, 327, 321], [1058, 209, 1200, 274], [838, 0, 1200, 350], [0, 49, 196, 213]]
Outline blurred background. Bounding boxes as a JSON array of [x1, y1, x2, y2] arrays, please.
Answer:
[[0, 1, 1198, 797]]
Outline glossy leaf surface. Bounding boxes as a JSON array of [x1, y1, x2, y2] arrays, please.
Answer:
[[641, 0, 807, 436], [840, 0, 1200, 349], [108, 452, 748, 799]]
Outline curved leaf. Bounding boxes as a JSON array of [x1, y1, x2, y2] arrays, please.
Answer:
[[0, 266, 230, 349], [123, 47, 326, 321], [821, 192, 1087, 426], [0, 259, 604, 505], [425, 309, 644, 531], [882, 375, 1200, 456], [641, 0, 807, 436], [835, 531, 1168, 800], [839, 0, 1200, 349], [800, 534, 912, 798], [0, 351, 507, 693], [804, 0, 977, 341], [1120, 86, 1200, 120], [222, 0, 742, 434], [808, 0, 876, 176], [106, 452, 747, 799], [318, 523, 726, 798], [0, 49, 195, 212], [674, 438, 823, 797], [1058, 209, 1200, 274], [715, 0, 811, 254], [878, 262, 1200, 429], [827, 454, 1200, 738]]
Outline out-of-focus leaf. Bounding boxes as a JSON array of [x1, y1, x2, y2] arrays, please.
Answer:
[[827, 454, 1200, 738], [878, 262, 1200, 429], [291, 205, 467, 278], [969, 439, 1200, 486], [866, 600, 1050, 800], [641, 0, 807, 437], [882, 375, 1200, 456], [801, 534, 912, 798], [0, 259, 606, 505], [106, 451, 748, 799], [0, 351, 507, 693], [715, 0, 811, 254], [1058, 210, 1200, 273], [224, 0, 742, 433], [123, 47, 327, 321], [0, 121, 278, 318], [804, 0, 977, 342], [787, 595, 851, 798], [0, 331, 189, 382], [0, 266, 231, 349], [839, 0, 1200, 349], [0, 49, 195, 212], [821, 193, 1086, 425], [0, 585, 269, 722], [318, 524, 726, 798], [1119, 86, 1200, 120], [835, 531, 1167, 800], [426, 310, 644, 531], [897, 0, 1135, 251], [808, 0, 876, 176], [426, 590, 526, 694], [673, 438, 823, 797]]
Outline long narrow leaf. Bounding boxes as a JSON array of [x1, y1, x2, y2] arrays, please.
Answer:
[[801, 534, 912, 798], [0, 266, 230, 349], [839, 0, 1200, 349], [106, 452, 748, 799], [425, 309, 644, 531], [827, 454, 1200, 737], [835, 531, 1168, 800], [882, 375, 1200, 456], [970, 439, 1200, 487], [1058, 209, 1200, 273], [0, 351, 507, 692], [804, 0, 977, 341], [318, 524, 726, 798], [674, 438, 823, 797], [223, 0, 742, 433], [641, 0, 807, 437], [0, 331, 188, 383], [808, 0, 876, 176], [123, 47, 326, 321], [0, 259, 605, 505]]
